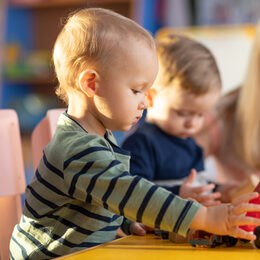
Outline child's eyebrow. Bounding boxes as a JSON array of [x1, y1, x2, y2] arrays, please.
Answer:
[[174, 108, 202, 114], [132, 81, 149, 89]]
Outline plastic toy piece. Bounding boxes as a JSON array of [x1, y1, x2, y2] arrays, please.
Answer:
[[253, 226, 260, 248], [222, 235, 238, 247], [188, 230, 237, 248], [154, 229, 169, 239], [239, 181, 260, 248], [188, 230, 221, 248], [169, 232, 189, 243]]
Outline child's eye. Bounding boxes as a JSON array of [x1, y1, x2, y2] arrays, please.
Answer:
[[132, 89, 140, 94], [175, 110, 187, 117], [194, 112, 205, 118]]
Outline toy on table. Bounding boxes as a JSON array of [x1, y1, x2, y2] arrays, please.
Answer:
[[239, 181, 260, 248], [160, 230, 237, 247], [154, 229, 169, 239], [187, 181, 260, 249], [168, 232, 189, 243], [187, 230, 237, 248], [155, 229, 189, 243]]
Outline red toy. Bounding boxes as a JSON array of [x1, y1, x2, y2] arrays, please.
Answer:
[[239, 182, 260, 248]]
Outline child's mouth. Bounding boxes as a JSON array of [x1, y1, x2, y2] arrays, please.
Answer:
[[133, 116, 141, 124]]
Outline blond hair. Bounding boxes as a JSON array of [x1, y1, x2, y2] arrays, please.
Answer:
[[53, 8, 155, 104], [154, 34, 221, 94], [230, 21, 260, 169]]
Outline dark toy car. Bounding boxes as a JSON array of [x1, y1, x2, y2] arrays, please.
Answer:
[[188, 230, 237, 248]]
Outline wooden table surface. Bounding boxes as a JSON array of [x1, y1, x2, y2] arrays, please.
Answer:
[[58, 234, 260, 260]]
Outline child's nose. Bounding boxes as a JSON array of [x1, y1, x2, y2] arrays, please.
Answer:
[[143, 99, 148, 109], [184, 117, 196, 129], [139, 99, 148, 110]]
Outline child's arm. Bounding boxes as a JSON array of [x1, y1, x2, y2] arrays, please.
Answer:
[[190, 192, 260, 241], [62, 135, 260, 241], [62, 139, 201, 238], [214, 182, 240, 203]]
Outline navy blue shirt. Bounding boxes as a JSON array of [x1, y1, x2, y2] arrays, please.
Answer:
[[122, 122, 204, 194]]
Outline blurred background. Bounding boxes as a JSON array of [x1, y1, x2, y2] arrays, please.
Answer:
[[1, 0, 260, 183]]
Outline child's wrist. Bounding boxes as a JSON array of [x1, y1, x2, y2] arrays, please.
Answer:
[[189, 205, 207, 231]]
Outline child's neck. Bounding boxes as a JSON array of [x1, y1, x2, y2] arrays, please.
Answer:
[[67, 104, 106, 137]]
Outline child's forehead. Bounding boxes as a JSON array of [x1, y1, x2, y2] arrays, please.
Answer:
[[104, 36, 157, 68], [102, 34, 155, 61], [117, 34, 155, 52], [173, 89, 219, 113], [156, 86, 219, 107], [157, 80, 220, 96], [98, 36, 158, 86]]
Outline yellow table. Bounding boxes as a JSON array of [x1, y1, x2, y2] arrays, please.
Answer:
[[59, 234, 260, 260]]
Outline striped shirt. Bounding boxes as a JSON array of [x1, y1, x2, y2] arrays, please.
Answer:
[[10, 112, 201, 259]]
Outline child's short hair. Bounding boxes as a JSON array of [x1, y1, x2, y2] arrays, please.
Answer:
[[53, 8, 155, 104], [155, 34, 221, 94]]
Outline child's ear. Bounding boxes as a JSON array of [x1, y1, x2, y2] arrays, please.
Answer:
[[79, 70, 99, 97], [146, 88, 157, 107]]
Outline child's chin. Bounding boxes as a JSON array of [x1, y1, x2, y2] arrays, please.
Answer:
[[121, 124, 136, 132], [112, 126, 130, 132], [178, 134, 190, 139]]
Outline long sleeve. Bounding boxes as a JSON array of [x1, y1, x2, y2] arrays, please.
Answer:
[[59, 135, 200, 236]]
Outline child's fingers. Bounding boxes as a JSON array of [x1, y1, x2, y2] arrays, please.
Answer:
[[192, 183, 216, 194], [232, 192, 259, 205], [143, 225, 155, 232], [233, 203, 260, 215], [183, 169, 197, 185], [196, 191, 221, 202], [230, 214, 260, 227], [190, 168, 197, 176], [131, 223, 146, 236], [198, 192, 221, 202], [228, 227, 256, 241], [202, 200, 221, 207]]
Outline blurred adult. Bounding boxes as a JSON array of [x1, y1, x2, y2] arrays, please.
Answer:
[[195, 21, 260, 183]]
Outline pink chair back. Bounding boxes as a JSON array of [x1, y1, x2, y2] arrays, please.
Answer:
[[31, 108, 65, 171], [0, 109, 26, 260]]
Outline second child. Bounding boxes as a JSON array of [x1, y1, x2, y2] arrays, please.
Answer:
[[122, 34, 228, 205]]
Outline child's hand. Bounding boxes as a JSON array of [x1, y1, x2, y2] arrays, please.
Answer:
[[190, 192, 260, 241], [179, 169, 221, 206], [129, 222, 154, 236], [215, 182, 240, 203]]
